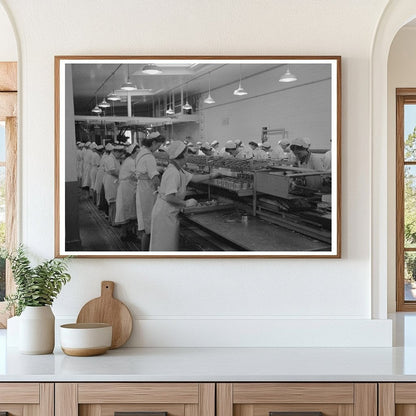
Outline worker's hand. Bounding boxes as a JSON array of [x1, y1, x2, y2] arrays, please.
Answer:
[[210, 171, 221, 179], [185, 198, 198, 207]]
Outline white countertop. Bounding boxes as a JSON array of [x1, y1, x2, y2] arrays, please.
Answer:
[[3, 313, 416, 382], [3, 345, 416, 382]]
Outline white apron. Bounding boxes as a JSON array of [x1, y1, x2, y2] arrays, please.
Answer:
[[103, 153, 120, 203], [94, 154, 108, 203], [82, 149, 93, 188], [149, 163, 193, 251], [89, 152, 101, 191], [115, 157, 137, 224], [136, 149, 159, 234]]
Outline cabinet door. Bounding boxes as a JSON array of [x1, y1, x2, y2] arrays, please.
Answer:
[[0, 383, 53, 416], [55, 383, 215, 416], [217, 383, 377, 416], [379, 383, 416, 416]]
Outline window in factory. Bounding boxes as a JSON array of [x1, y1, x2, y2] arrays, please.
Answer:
[[396, 90, 416, 311]]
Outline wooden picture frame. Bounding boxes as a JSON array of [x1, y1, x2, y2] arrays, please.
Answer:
[[55, 56, 341, 258]]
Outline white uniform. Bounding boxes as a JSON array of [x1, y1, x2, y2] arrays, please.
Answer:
[[76, 148, 83, 180], [298, 152, 325, 171], [103, 153, 120, 203], [236, 146, 253, 159], [323, 150, 331, 171], [136, 148, 159, 234], [89, 151, 101, 191], [94, 153, 108, 206], [150, 163, 193, 251], [114, 156, 137, 225], [253, 148, 268, 160], [81, 148, 93, 188], [269, 146, 285, 161]]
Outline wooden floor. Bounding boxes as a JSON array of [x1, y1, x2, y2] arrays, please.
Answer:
[[79, 194, 141, 252]]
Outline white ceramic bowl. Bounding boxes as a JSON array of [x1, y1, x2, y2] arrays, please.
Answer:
[[60, 323, 112, 356]]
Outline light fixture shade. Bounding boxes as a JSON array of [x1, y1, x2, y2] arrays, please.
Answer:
[[279, 68, 297, 83], [233, 82, 248, 96], [107, 92, 121, 101], [98, 98, 111, 108], [204, 94, 215, 104], [121, 80, 137, 91], [166, 106, 174, 115], [142, 64, 162, 75], [91, 105, 102, 114], [182, 100, 192, 110]]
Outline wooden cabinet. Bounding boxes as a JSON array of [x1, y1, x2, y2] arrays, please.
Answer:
[[379, 383, 416, 416], [0, 383, 53, 415], [217, 383, 377, 416], [55, 383, 215, 416]]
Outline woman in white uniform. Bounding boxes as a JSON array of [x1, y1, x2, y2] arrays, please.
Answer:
[[149, 141, 220, 251], [136, 132, 165, 251], [89, 143, 101, 202], [95, 144, 111, 211], [290, 137, 325, 171], [115, 144, 140, 240], [103, 145, 123, 226]]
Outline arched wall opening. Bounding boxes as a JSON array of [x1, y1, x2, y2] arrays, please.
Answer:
[[371, 1, 416, 318]]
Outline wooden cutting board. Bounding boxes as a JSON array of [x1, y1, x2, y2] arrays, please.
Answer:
[[76, 281, 133, 349]]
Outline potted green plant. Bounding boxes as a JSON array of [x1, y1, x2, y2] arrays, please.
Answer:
[[4, 245, 71, 354]]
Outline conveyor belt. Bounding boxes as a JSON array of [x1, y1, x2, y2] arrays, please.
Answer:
[[182, 210, 330, 252]]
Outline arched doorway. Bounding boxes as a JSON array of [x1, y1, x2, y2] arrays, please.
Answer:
[[371, 1, 416, 317], [0, 0, 18, 326]]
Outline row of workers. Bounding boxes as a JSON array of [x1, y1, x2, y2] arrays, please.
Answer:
[[76, 134, 220, 251]]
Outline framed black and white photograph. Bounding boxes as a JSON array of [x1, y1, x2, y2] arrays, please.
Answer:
[[55, 56, 341, 258]]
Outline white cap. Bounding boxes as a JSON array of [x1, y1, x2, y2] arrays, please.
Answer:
[[261, 141, 271, 149], [148, 131, 161, 139], [105, 143, 114, 151], [290, 137, 310, 149], [225, 140, 237, 150], [90, 142, 98, 149], [201, 142, 211, 150], [167, 140, 187, 159], [211, 140, 219, 147]]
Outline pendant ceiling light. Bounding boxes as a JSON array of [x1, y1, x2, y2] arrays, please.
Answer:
[[142, 64, 162, 75], [204, 72, 215, 104], [233, 64, 248, 96], [107, 73, 121, 101], [91, 96, 102, 114], [182, 84, 192, 111], [166, 91, 175, 115], [98, 97, 111, 108], [279, 66, 297, 83], [121, 64, 137, 91]]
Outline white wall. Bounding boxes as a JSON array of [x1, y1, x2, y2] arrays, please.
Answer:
[[0, 0, 394, 347], [0, 3, 16, 62], [387, 27, 416, 312]]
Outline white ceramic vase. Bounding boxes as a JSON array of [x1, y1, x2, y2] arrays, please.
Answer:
[[18, 305, 55, 354]]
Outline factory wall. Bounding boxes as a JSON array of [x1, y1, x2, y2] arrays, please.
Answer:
[[0, 0, 398, 347]]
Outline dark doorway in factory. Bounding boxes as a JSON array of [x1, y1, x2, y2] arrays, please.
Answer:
[[396, 89, 416, 311]]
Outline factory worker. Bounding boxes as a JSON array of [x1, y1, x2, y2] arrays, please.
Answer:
[[249, 141, 268, 160], [95, 143, 112, 211], [89, 143, 101, 203], [211, 140, 220, 156], [290, 137, 325, 171], [235, 140, 253, 159], [103, 144, 124, 226], [76, 142, 84, 186], [115, 144, 140, 241], [322, 139, 332, 171], [278, 138, 296, 164], [136, 132, 166, 251], [221, 140, 239, 158], [269, 142, 285, 161], [200, 142, 213, 156], [149, 141, 220, 251], [260, 142, 272, 158], [81, 141, 93, 190]]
